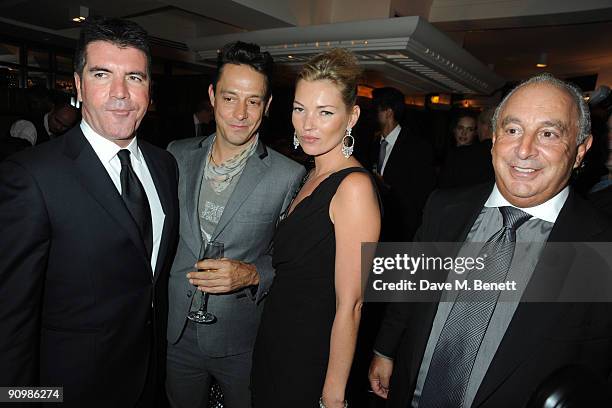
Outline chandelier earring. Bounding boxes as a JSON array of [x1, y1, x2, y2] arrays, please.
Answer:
[[341, 128, 354, 158], [293, 130, 300, 150]]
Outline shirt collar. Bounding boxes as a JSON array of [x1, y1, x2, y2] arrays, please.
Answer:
[[43, 112, 51, 136], [80, 119, 140, 164], [484, 183, 569, 223], [382, 124, 401, 147]]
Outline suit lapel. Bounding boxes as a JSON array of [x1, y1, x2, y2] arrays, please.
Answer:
[[62, 128, 151, 277], [211, 141, 268, 241], [441, 183, 492, 242], [381, 127, 407, 180], [181, 136, 212, 257], [405, 185, 492, 393], [140, 142, 173, 280]]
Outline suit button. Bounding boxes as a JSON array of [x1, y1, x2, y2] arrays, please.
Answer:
[[187, 290, 193, 298], [146, 319, 152, 326]]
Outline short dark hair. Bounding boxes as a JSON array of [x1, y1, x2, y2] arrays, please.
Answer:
[[450, 111, 477, 131], [213, 41, 274, 101], [74, 16, 151, 78], [372, 87, 405, 122]]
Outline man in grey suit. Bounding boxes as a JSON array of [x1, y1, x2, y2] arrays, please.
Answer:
[[165, 41, 305, 408]]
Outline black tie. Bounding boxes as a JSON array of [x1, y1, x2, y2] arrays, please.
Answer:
[[377, 138, 388, 173], [117, 149, 153, 260], [418, 206, 531, 407]]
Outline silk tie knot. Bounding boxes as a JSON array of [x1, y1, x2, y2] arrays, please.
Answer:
[[117, 149, 132, 168], [499, 206, 531, 231]]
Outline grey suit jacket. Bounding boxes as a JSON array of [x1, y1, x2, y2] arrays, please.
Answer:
[[167, 134, 305, 357]]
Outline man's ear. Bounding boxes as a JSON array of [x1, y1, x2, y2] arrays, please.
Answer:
[[74, 72, 82, 102], [384, 107, 394, 122], [208, 84, 215, 107], [574, 134, 593, 169], [264, 95, 273, 117]]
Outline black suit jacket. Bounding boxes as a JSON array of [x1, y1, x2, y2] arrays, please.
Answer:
[[169, 113, 215, 146], [371, 126, 436, 242], [0, 136, 31, 160], [375, 183, 612, 407], [438, 142, 494, 188], [0, 126, 179, 407]]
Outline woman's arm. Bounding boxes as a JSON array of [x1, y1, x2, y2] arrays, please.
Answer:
[[322, 171, 381, 407]]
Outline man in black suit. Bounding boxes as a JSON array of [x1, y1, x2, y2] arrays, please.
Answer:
[[370, 87, 436, 241], [369, 74, 612, 407], [0, 17, 179, 407], [9, 93, 80, 145]]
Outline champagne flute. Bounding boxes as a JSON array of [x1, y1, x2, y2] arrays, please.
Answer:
[[187, 241, 224, 324]]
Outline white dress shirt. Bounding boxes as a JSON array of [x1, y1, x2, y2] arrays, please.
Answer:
[[484, 183, 569, 223], [43, 113, 51, 137], [380, 124, 401, 175], [80, 120, 165, 273]]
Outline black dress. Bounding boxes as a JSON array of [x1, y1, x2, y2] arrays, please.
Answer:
[[251, 167, 370, 407]]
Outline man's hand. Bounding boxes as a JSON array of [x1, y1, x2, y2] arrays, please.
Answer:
[[187, 258, 259, 294], [368, 355, 393, 399]]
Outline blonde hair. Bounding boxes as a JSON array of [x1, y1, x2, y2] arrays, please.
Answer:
[[297, 48, 363, 108]]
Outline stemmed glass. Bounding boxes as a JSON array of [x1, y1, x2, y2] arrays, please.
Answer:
[[187, 241, 224, 324]]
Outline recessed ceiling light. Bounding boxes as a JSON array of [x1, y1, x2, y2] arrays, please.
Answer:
[[70, 6, 89, 23], [536, 52, 548, 68]]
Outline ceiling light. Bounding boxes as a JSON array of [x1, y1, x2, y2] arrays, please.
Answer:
[[70, 5, 89, 23], [357, 85, 373, 98], [536, 52, 547, 68]]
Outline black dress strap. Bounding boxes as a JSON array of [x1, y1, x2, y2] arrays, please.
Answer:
[[325, 167, 383, 216]]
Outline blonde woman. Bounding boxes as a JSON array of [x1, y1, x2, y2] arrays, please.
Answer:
[[251, 49, 381, 408]]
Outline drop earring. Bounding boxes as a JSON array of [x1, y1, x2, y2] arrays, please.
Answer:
[[341, 128, 354, 158], [293, 130, 300, 149]]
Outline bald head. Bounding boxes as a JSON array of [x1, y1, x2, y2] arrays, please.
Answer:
[[492, 73, 590, 145], [49, 104, 80, 136]]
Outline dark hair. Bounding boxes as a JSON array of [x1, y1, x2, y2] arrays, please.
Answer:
[[74, 16, 151, 78], [372, 87, 405, 123], [214, 41, 274, 101], [450, 111, 477, 131], [52, 101, 78, 113], [297, 48, 362, 109]]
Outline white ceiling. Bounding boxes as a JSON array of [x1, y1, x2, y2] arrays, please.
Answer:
[[0, 0, 611, 93]]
